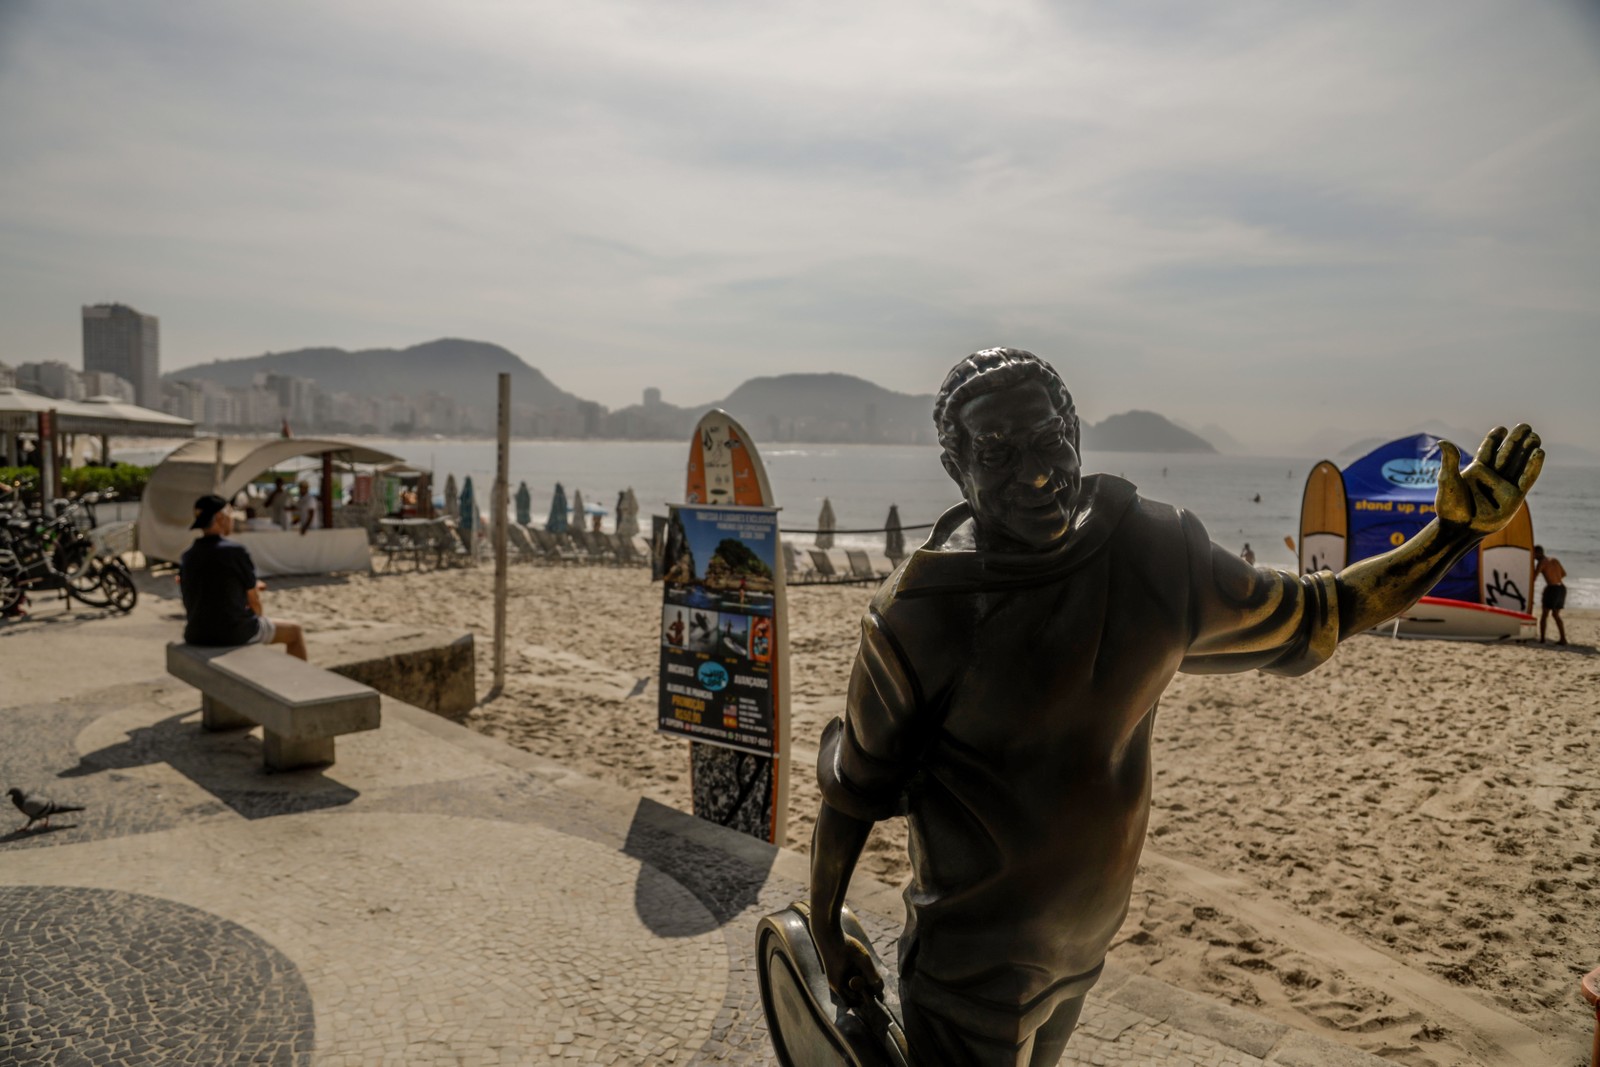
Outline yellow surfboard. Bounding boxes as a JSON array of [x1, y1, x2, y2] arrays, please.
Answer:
[[1479, 501, 1534, 615], [1298, 460, 1347, 575]]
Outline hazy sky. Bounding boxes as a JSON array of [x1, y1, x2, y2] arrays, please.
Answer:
[[2, 1, 1597, 451]]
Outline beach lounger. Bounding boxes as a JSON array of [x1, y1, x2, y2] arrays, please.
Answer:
[[432, 521, 469, 567], [580, 531, 617, 566], [610, 533, 646, 566], [507, 523, 540, 564], [845, 549, 879, 581], [534, 528, 582, 565], [782, 541, 812, 582], [807, 549, 841, 581]]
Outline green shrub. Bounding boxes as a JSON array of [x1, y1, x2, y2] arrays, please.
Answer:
[[0, 464, 152, 499]]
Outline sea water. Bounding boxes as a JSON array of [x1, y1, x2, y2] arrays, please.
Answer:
[[367, 438, 1600, 609], [114, 436, 1600, 608]]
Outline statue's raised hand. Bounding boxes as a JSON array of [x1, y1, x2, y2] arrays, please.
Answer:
[[1436, 425, 1543, 538]]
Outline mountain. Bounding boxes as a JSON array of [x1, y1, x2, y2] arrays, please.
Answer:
[[168, 339, 583, 411], [168, 340, 1220, 450], [710, 373, 937, 445], [1084, 411, 1217, 453]]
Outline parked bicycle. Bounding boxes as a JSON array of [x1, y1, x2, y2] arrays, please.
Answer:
[[1, 484, 137, 616]]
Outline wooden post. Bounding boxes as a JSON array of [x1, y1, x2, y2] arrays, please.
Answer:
[[38, 411, 58, 513], [320, 452, 334, 529], [212, 438, 225, 494], [493, 373, 511, 693]]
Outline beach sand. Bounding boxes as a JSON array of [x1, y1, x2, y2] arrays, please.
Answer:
[[272, 564, 1599, 1065]]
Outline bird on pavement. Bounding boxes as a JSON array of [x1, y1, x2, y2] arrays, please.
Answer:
[[7, 788, 86, 832]]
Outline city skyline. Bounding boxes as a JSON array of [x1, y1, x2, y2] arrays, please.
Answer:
[[1, 2, 1597, 452]]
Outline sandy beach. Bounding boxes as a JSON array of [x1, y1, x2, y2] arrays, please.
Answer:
[[270, 563, 1599, 1066]]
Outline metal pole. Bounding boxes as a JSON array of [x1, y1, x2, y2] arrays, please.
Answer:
[[212, 437, 225, 494], [493, 372, 510, 693]]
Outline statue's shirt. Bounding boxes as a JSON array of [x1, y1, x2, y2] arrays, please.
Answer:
[[818, 475, 1339, 1030]]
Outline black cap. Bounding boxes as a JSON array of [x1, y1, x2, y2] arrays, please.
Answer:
[[190, 494, 229, 530]]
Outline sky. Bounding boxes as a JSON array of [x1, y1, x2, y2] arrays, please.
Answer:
[[2, 0, 1597, 453]]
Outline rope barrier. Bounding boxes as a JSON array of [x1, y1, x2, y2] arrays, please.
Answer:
[[779, 522, 935, 535]]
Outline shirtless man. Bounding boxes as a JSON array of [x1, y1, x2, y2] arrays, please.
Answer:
[[809, 348, 1543, 1066], [1533, 545, 1568, 644]]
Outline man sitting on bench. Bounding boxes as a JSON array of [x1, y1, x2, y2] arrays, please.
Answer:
[[180, 494, 308, 660]]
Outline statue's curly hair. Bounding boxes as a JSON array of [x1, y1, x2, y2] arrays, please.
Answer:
[[934, 348, 1076, 456]]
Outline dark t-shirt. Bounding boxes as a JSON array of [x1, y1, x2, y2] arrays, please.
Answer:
[[179, 535, 259, 646]]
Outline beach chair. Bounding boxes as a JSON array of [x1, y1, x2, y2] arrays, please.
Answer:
[[507, 523, 540, 565], [807, 548, 840, 582], [610, 533, 646, 567], [782, 541, 812, 583], [431, 520, 469, 568], [845, 549, 879, 581], [535, 528, 582, 565], [580, 530, 617, 566]]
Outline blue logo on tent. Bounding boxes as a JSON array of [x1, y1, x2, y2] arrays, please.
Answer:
[[698, 661, 729, 691], [1380, 459, 1440, 488]]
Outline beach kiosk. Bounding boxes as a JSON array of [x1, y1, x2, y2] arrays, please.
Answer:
[[139, 437, 402, 575], [1299, 433, 1535, 639]]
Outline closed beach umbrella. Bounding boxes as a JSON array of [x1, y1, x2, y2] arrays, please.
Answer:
[[459, 476, 476, 533], [885, 504, 905, 563], [816, 498, 836, 549], [571, 489, 586, 532], [443, 474, 459, 521], [620, 487, 641, 538], [515, 481, 532, 526], [546, 482, 569, 533]]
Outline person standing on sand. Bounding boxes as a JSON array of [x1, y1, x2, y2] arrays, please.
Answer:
[[181, 495, 308, 660], [1240, 543, 1255, 565], [1533, 545, 1567, 645]]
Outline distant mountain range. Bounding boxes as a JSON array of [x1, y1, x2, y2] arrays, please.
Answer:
[[166, 338, 1218, 451], [170, 338, 582, 410]]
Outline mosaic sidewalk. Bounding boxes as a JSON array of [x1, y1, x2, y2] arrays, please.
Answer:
[[0, 598, 1388, 1065]]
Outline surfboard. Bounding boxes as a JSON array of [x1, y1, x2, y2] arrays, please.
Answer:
[[1479, 502, 1535, 616], [682, 410, 791, 846], [1298, 461, 1348, 575], [1389, 597, 1531, 641]]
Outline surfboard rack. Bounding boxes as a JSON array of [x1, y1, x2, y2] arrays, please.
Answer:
[[756, 901, 910, 1067]]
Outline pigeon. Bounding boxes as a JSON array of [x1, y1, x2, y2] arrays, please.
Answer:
[[7, 788, 86, 832]]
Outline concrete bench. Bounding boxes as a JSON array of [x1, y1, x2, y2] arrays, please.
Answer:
[[166, 642, 382, 771]]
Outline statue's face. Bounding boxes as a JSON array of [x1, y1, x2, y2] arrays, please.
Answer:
[[944, 379, 1081, 549]]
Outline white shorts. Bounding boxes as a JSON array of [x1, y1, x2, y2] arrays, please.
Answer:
[[245, 615, 277, 646]]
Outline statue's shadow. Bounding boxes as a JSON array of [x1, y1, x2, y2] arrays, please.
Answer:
[[58, 711, 359, 821], [623, 798, 776, 937]]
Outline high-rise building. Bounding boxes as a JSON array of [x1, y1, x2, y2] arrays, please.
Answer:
[[81, 370, 136, 402], [17, 361, 85, 401], [82, 303, 159, 408]]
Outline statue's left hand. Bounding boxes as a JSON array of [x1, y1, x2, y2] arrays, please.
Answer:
[[1436, 424, 1543, 537]]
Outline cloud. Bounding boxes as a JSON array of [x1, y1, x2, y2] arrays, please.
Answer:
[[0, 0, 1597, 450]]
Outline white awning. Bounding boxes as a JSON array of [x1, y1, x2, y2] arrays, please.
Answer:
[[0, 388, 196, 437], [138, 436, 403, 563]]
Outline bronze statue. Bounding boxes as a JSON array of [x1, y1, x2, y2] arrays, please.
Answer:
[[760, 348, 1543, 1067]]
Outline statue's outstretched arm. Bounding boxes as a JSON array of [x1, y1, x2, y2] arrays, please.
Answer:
[[810, 800, 883, 1004], [1335, 424, 1543, 638]]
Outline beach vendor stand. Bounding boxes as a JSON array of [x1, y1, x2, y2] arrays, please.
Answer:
[[1299, 433, 1536, 639], [139, 437, 402, 576]]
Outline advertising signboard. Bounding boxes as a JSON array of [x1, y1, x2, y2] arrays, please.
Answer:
[[657, 504, 780, 757]]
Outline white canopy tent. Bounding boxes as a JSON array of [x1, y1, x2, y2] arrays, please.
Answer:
[[139, 437, 402, 572]]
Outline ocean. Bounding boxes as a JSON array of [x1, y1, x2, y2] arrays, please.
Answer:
[[363, 438, 1600, 609], [115, 436, 1600, 608]]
